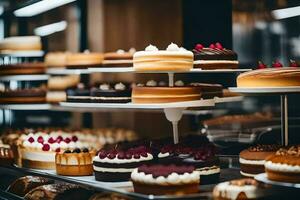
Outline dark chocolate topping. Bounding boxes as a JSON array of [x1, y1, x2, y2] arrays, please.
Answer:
[[193, 47, 237, 61]]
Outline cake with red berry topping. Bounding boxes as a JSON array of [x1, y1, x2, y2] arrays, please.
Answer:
[[55, 148, 96, 176], [93, 145, 153, 182], [133, 43, 193, 71], [193, 43, 238, 69], [237, 68, 300, 87], [131, 164, 200, 195]]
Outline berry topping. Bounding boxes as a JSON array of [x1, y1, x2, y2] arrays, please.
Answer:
[[215, 42, 223, 50], [72, 136, 78, 142], [99, 150, 107, 159], [28, 137, 34, 143], [48, 137, 55, 144], [82, 148, 89, 153], [42, 143, 50, 151], [289, 59, 299, 67], [64, 138, 71, 144], [272, 60, 283, 68], [73, 148, 81, 153], [55, 148, 61, 153], [134, 154, 141, 159], [56, 136, 63, 143], [257, 61, 267, 69], [209, 43, 216, 49], [125, 153, 132, 159], [195, 44, 204, 51], [117, 151, 125, 159], [141, 152, 148, 157], [107, 153, 116, 159], [37, 136, 44, 144], [64, 150, 71, 153]]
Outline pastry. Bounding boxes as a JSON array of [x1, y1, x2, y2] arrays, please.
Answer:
[[90, 83, 131, 103], [24, 183, 93, 200], [7, 176, 54, 197], [93, 145, 153, 182], [133, 43, 193, 71], [131, 164, 200, 195], [265, 145, 300, 183], [45, 52, 68, 68], [66, 51, 104, 69], [103, 48, 135, 67], [132, 80, 201, 103], [237, 68, 300, 87], [0, 144, 14, 166], [0, 36, 42, 52], [0, 88, 46, 104], [0, 62, 45, 75], [55, 148, 96, 176], [193, 43, 238, 69], [239, 144, 280, 177], [66, 83, 91, 103], [212, 178, 268, 200], [48, 75, 80, 91]]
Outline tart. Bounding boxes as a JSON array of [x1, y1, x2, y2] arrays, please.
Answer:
[[0, 36, 41, 52], [0, 62, 45, 75], [55, 148, 96, 176], [93, 145, 153, 182], [66, 51, 104, 69], [265, 145, 300, 183], [131, 164, 200, 195], [103, 48, 135, 67], [193, 43, 238, 69], [133, 43, 193, 71], [239, 144, 280, 177], [0, 144, 14, 166]]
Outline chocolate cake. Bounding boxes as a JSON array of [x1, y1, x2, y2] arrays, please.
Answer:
[[90, 83, 131, 103], [7, 176, 54, 197], [0, 88, 46, 104], [0, 62, 45, 75], [93, 145, 153, 182], [66, 83, 91, 103], [103, 49, 135, 67]]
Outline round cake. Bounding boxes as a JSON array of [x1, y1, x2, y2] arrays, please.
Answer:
[[212, 178, 267, 200], [0, 144, 14, 166], [239, 144, 280, 177], [237, 68, 300, 87], [55, 148, 96, 176], [90, 82, 131, 103], [45, 52, 68, 68], [93, 145, 153, 182], [265, 145, 300, 183], [0, 62, 45, 75], [103, 49, 135, 67], [0, 88, 46, 104], [66, 51, 104, 69], [133, 43, 193, 71], [131, 164, 200, 195], [193, 43, 238, 69], [48, 75, 80, 91], [0, 36, 41, 52]]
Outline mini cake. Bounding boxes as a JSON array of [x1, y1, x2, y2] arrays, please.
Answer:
[[212, 178, 268, 200], [0, 88, 46, 104], [133, 43, 193, 71], [103, 48, 135, 67], [0, 62, 45, 75], [55, 148, 96, 176], [66, 83, 91, 103], [132, 80, 202, 103], [239, 144, 280, 177], [265, 145, 300, 183], [0, 144, 14, 166], [93, 146, 153, 182], [90, 82, 131, 103], [193, 43, 238, 69], [237, 68, 300, 87], [131, 164, 200, 195], [0, 36, 41, 52], [45, 52, 68, 68], [7, 176, 54, 197], [66, 51, 104, 69]]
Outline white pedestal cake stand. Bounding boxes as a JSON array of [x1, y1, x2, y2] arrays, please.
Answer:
[[229, 86, 300, 146]]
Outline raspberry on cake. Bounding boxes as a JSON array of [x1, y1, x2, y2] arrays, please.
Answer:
[[103, 48, 135, 67], [133, 43, 193, 71], [93, 145, 153, 182], [265, 145, 300, 183], [239, 144, 281, 177], [131, 164, 200, 195], [55, 148, 96, 176]]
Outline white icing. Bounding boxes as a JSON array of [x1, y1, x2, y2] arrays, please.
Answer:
[[93, 166, 134, 172], [180, 47, 187, 51], [166, 43, 180, 51], [239, 158, 265, 165], [59, 141, 68, 149], [114, 83, 126, 90], [129, 48, 136, 53], [22, 150, 55, 162], [146, 80, 157, 87], [50, 143, 60, 151], [145, 44, 158, 51], [93, 153, 153, 164], [175, 80, 184, 86], [0, 83, 4, 92], [197, 166, 220, 175], [99, 84, 110, 90], [158, 152, 170, 158], [131, 169, 200, 185], [116, 49, 125, 54], [265, 161, 300, 173], [240, 171, 256, 177]]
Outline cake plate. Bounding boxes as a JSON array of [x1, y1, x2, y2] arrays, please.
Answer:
[[46, 68, 90, 75], [0, 104, 52, 110], [255, 173, 300, 189], [0, 50, 44, 57], [0, 74, 49, 81], [228, 87, 300, 146]]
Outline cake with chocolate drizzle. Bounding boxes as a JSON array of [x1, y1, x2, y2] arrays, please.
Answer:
[[131, 164, 200, 195]]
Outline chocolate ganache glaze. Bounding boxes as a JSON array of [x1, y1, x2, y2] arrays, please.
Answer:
[[193, 45, 238, 61]]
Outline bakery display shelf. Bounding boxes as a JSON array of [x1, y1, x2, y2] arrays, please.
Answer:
[[255, 173, 300, 189], [0, 189, 23, 200], [0, 74, 49, 81], [0, 104, 52, 110], [0, 51, 44, 58], [213, 96, 243, 103], [46, 68, 91, 75]]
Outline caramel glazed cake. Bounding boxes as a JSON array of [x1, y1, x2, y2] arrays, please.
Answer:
[[133, 43, 193, 71], [237, 68, 300, 87]]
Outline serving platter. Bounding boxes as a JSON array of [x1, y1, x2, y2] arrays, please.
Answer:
[[229, 87, 300, 94], [255, 173, 300, 189]]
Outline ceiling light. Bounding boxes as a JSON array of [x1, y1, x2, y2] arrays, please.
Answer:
[[34, 21, 67, 37], [14, 0, 76, 17], [272, 6, 300, 20]]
